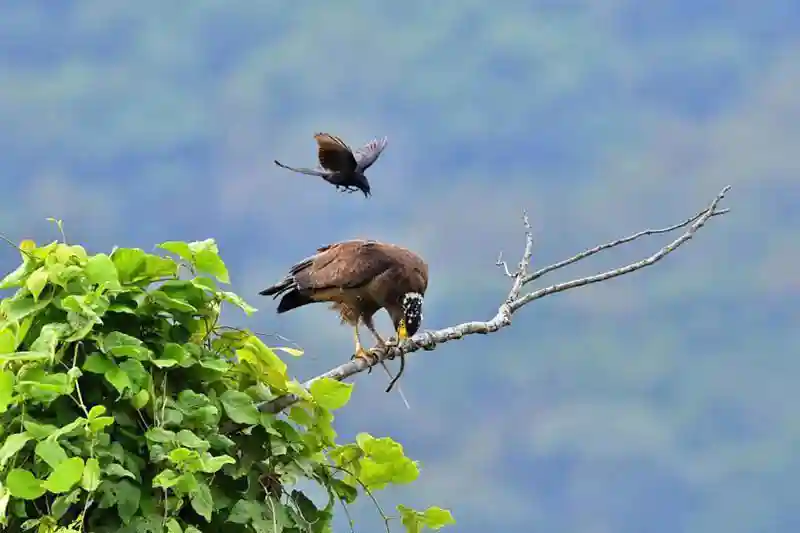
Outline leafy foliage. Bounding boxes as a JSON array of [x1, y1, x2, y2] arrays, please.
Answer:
[[0, 229, 454, 532]]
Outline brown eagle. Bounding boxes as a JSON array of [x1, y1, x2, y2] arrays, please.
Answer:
[[259, 240, 428, 363], [273, 133, 388, 198]]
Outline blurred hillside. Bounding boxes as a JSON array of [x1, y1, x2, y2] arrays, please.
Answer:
[[0, 2, 798, 532]]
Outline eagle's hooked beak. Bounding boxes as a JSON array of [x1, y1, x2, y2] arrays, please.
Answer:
[[396, 319, 409, 341]]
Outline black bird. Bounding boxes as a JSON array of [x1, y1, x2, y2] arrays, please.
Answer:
[[274, 133, 388, 198]]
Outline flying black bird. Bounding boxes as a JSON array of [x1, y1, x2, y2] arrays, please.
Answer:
[[273, 133, 388, 198], [259, 239, 428, 364]]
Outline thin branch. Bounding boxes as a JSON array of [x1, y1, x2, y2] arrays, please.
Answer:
[[258, 186, 731, 414], [522, 205, 730, 286], [495, 252, 514, 278]]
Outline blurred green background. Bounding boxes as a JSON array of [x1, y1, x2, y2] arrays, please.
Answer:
[[1, 2, 797, 532]]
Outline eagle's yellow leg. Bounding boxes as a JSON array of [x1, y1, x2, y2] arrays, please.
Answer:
[[352, 324, 377, 367]]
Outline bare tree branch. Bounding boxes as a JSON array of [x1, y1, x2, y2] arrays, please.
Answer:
[[259, 186, 731, 414]]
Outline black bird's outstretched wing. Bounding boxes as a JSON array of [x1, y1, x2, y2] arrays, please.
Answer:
[[314, 133, 357, 173], [354, 136, 388, 172]]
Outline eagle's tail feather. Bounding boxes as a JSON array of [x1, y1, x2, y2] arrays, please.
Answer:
[[259, 277, 293, 298], [276, 290, 315, 313]]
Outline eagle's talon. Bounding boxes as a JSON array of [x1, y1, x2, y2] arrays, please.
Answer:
[[353, 347, 377, 373]]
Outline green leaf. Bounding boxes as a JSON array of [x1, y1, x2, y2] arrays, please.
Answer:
[[88, 415, 115, 433], [309, 378, 353, 411], [198, 358, 229, 372], [356, 433, 403, 461], [50, 417, 86, 440], [0, 259, 38, 290], [161, 343, 190, 365], [83, 353, 116, 374], [220, 391, 259, 425], [330, 478, 358, 504], [102, 331, 151, 360], [42, 456, 84, 493], [22, 420, 58, 440], [0, 370, 14, 413], [288, 406, 314, 427], [248, 337, 288, 373], [190, 481, 213, 522], [153, 469, 179, 489], [5, 469, 45, 500], [196, 453, 235, 474], [29, 323, 69, 356], [61, 294, 99, 318], [0, 327, 16, 354], [88, 405, 107, 419], [113, 480, 141, 524], [228, 499, 272, 529], [142, 255, 178, 279], [286, 380, 312, 401], [157, 241, 194, 263], [34, 439, 68, 469], [150, 290, 197, 313], [51, 489, 81, 520], [1, 295, 51, 323], [104, 463, 136, 480], [16, 368, 71, 402], [398, 505, 421, 533], [110, 248, 146, 283], [166, 518, 183, 533], [25, 267, 49, 301], [0, 351, 50, 363], [151, 359, 178, 368], [391, 460, 421, 485], [82, 458, 101, 492], [104, 367, 132, 394], [146, 428, 176, 444], [0, 432, 31, 468], [398, 505, 456, 531], [219, 291, 257, 315], [189, 239, 230, 283], [85, 253, 121, 290], [174, 471, 198, 492], [176, 430, 209, 451], [273, 346, 304, 357], [131, 389, 150, 409], [119, 359, 149, 389]]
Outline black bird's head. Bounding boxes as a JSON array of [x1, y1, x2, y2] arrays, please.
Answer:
[[354, 173, 371, 198], [395, 292, 424, 340]]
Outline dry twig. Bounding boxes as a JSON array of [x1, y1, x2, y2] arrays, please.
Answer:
[[258, 186, 731, 414]]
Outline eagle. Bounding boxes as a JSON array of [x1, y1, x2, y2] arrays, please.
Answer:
[[259, 240, 428, 364], [273, 133, 388, 198]]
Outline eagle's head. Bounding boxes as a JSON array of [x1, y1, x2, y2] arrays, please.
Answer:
[[396, 292, 424, 340]]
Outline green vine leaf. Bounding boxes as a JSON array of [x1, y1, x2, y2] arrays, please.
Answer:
[[309, 378, 353, 411]]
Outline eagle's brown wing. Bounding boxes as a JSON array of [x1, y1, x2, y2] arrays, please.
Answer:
[[294, 240, 394, 296], [314, 133, 357, 173], [377, 244, 429, 295]]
